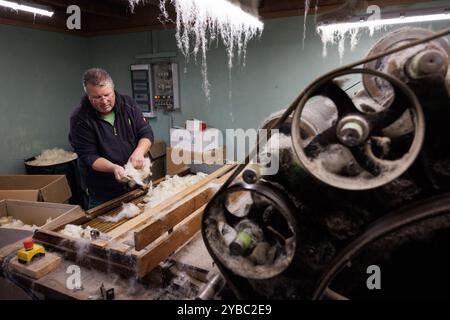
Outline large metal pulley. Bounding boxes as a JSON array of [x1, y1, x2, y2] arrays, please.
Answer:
[[291, 68, 425, 190], [363, 27, 450, 105]]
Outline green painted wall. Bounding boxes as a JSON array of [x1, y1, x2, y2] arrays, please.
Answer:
[[0, 25, 89, 174]]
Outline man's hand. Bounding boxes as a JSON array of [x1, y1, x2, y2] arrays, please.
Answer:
[[129, 153, 145, 170], [92, 158, 130, 183], [112, 164, 129, 183], [129, 138, 152, 169]]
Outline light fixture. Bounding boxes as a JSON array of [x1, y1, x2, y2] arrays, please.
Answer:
[[181, 0, 264, 29], [0, 0, 54, 17], [317, 7, 450, 33], [316, 6, 450, 60]]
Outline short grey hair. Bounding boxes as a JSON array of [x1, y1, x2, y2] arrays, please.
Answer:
[[82, 68, 114, 92]]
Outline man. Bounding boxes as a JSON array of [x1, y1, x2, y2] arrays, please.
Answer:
[[69, 68, 154, 209]]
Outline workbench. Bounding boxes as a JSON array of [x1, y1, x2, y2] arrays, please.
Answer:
[[0, 165, 235, 300]]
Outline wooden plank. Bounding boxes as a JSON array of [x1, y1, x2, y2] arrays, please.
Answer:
[[40, 207, 88, 232], [107, 165, 235, 239], [12, 167, 233, 281], [0, 240, 26, 266], [214, 169, 236, 185], [34, 229, 136, 264], [193, 188, 212, 209], [34, 276, 87, 300], [91, 240, 109, 249], [136, 204, 206, 278], [84, 175, 169, 220], [10, 253, 61, 279], [134, 187, 214, 251], [108, 243, 131, 255], [30, 259, 163, 300], [33, 230, 137, 278], [35, 229, 72, 242], [259, 0, 426, 19]]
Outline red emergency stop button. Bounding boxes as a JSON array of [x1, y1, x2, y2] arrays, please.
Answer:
[[23, 238, 34, 251]]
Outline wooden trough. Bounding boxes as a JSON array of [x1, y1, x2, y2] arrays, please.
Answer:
[[33, 165, 235, 278]]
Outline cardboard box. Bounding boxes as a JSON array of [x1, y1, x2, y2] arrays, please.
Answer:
[[186, 119, 207, 131], [170, 128, 223, 152], [166, 147, 189, 176], [0, 199, 80, 228], [166, 146, 226, 175], [149, 140, 166, 181], [0, 175, 71, 203]]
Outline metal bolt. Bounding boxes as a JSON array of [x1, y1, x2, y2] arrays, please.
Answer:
[[229, 231, 253, 256], [407, 50, 448, 79], [337, 116, 369, 147], [243, 168, 258, 184], [243, 164, 262, 184], [339, 122, 364, 146]]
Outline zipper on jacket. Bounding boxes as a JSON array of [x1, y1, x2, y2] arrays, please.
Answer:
[[99, 117, 117, 136]]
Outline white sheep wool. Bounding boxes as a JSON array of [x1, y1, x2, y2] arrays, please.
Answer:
[[25, 148, 77, 166], [0, 216, 51, 231], [100, 203, 141, 223], [60, 224, 97, 240], [143, 172, 207, 208]]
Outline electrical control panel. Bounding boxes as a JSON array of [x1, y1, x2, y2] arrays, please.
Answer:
[[152, 62, 180, 111], [130, 64, 156, 118]]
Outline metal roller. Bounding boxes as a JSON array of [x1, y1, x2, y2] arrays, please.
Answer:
[[291, 68, 425, 190], [202, 181, 298, 280], [363, 27, 450, 105]]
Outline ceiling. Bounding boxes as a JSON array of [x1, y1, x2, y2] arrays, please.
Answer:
[[0, 0, 432, 37]]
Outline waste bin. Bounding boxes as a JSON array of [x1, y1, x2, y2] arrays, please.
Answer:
[[24, 156, 84, 206]]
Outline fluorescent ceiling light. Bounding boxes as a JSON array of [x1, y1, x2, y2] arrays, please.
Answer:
[[0, 0, 54, 17], [316, 7, 450, 60], [158, 0, 264, 28], [317, 10, 450, 33], [193, 0, 264, 29]]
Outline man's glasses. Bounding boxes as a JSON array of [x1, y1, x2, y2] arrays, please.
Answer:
[[90, 91, 114, 103]]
